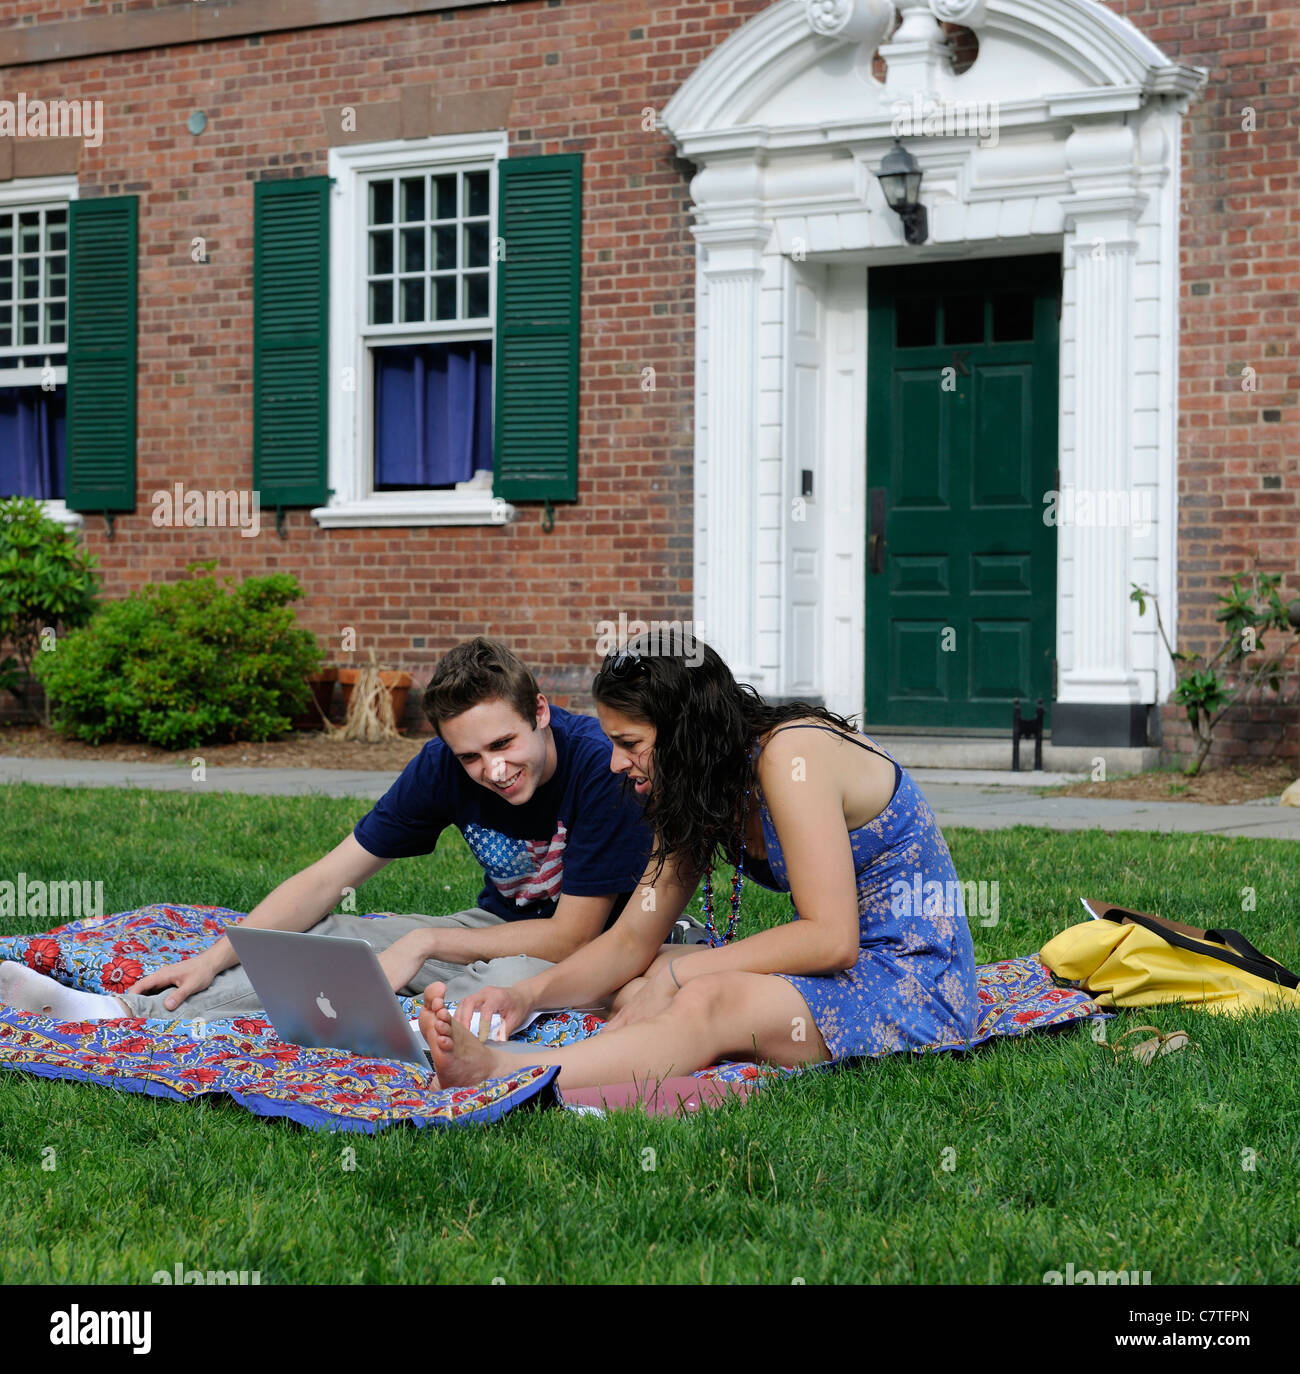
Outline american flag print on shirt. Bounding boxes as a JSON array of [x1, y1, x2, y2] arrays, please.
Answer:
[[463, 821, 568, 908]]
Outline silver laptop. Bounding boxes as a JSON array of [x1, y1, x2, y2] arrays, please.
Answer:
[[226, 925, 434, 1068]]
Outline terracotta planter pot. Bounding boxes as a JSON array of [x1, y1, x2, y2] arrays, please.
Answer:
[[338, 668, 414, 726], [291, 667, 339, 731]]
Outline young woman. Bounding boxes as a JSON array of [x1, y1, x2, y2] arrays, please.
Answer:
[[422, 636, 980, 1089]]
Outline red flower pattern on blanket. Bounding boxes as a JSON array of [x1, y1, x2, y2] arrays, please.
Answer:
[[24, 938, 61, 974], [0, 903, 1104, 1130], [101, 956, 145, 990]]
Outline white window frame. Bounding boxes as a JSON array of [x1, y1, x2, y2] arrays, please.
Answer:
[[0, 174, 79, 528], [317, 133, 514, 528]]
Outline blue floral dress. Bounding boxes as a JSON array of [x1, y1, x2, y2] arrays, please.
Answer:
[[741, 725, 979, 1061]]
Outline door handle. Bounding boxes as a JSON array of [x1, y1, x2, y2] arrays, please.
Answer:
[[868, 487, 886, 574]]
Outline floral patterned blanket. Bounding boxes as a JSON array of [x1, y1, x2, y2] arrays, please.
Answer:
[[0, 904, 1104, 1130]]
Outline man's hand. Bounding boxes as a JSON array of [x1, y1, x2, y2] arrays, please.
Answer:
[[450, 983, 534, 1042], [128, 952, 219, 1013], [603, 968, 677, 1032], [375, 931, 436, 994]]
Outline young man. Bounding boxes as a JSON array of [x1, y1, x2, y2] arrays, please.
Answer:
[[0, 638, 652, 1024]]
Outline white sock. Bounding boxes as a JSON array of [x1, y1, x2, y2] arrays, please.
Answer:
[[0, 961, 127, 1020]]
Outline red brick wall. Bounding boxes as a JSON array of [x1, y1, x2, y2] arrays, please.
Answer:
[[3, 0, 770, 710], [6, 1, 1299, 761], [1108, 0, 1300, 763]]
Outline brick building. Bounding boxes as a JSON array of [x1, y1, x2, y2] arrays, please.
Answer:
[[0, 0, 1296, 761]]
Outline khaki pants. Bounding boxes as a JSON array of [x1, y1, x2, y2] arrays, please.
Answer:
[[115, 908, 553, 1019]]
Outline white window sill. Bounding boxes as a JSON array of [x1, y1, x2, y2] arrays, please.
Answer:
[[310, 493, 516, 529]]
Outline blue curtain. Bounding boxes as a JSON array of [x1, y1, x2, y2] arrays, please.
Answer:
[[0, 386, 65, 500], [374, 340, 493, 489]]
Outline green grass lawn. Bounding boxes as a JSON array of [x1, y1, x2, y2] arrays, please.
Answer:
[[2, 781, 1298, 1284]]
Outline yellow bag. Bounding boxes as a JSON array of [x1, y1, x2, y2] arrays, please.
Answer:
[[1041, 899, 1300, 1016]]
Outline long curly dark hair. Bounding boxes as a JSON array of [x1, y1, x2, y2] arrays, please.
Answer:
[[592, 634, 859, 882]]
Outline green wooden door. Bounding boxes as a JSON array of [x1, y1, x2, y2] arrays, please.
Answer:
[[866, 255, 1059, 729]]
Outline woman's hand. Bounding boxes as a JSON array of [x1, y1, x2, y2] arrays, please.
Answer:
[[603, 967, 678, 1032], [376, 931, 436, 994], [128, 952, 219, 1012], [451, 983, 534, 1042]]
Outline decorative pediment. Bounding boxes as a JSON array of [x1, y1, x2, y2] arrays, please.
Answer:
[[660, 0, 1205, 152]]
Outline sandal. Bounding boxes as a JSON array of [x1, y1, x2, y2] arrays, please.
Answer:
[[1106, 1024, 1195, 1066]]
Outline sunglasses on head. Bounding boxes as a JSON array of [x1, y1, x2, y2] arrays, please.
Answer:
[[604, 649, 650, 680]]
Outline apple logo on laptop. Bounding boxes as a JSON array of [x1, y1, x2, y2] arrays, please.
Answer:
[[316, 992, 338, 1020]]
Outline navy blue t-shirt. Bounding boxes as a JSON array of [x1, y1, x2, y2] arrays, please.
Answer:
[[353, 706, 652, 922]]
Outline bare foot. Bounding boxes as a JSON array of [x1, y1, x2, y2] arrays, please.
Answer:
[[419, 982, 512, 1088]]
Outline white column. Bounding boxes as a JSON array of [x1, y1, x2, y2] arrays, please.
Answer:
[[692, 205, 771, 685], [1057, 123, 1147, 705]]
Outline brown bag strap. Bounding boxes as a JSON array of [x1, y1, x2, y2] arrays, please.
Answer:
[[1082, 899, 1208, 941], [1094, 903, 1300, 990]]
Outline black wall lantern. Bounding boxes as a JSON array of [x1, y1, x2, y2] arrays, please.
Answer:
[[877, 138, 928, 245]]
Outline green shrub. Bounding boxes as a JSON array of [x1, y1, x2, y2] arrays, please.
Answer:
[[0, 495, 100, 712], [34, 561, 325, 748]]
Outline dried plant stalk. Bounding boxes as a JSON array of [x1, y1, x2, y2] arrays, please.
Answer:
[[324, 649, 401, 743]]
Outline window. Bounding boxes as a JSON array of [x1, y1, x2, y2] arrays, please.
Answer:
[[0, 189, 74, 520], [320, 134, 512, 527]]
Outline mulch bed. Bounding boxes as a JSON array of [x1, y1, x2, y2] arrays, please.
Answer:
[[1049, 761, 1296, 805], [0, 723, 428, 772]]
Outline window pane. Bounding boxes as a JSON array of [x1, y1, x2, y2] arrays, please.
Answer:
[[368, 179, 393, 226], [433, 174, 457, 220], [434, 276, 457, 320], [466, 171, 489, 218], [399, 226, 424, 273], [399, 176, 425, 222], [992, 291, 1035, 342], [369, 279, 393, 325], [46, 222, 66, 253], [0, 223, 12, 256], [465, 221, 489, 269], [465, 272, 489, 318], [434, 224, 457, 271], [399, 277, 424, 323], [368, 229, 393, 276], [0, 261, 11, 301], [20, 224, 40, 253], [47, 301, 66, 342], [21, 303, 39, 343], [0, 323, 10, 347], [896, 295, 936, 348], [20, 258, 40, 299], [943, 293, 983, 345]]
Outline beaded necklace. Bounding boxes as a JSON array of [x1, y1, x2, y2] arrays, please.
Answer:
[[702, 782, 750, 946]]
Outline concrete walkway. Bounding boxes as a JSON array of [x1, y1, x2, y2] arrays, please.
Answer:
[[1, 755, 1298, 840]]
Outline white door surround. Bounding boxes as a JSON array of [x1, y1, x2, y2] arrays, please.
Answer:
[[661, 0, 1207, 739]]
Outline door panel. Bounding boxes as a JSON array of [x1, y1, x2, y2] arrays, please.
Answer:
[[866, 256, 1059, 729]]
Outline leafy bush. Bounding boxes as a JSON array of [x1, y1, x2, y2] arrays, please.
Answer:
[[0, 495, 100, 713], [34, 561, 325, 748], [1132, 568, 1296, 775]]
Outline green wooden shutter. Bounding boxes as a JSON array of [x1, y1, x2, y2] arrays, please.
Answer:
[[253, 176, 330, 507], [66, 196, 138, 513], [494, 154, 582, 503]]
